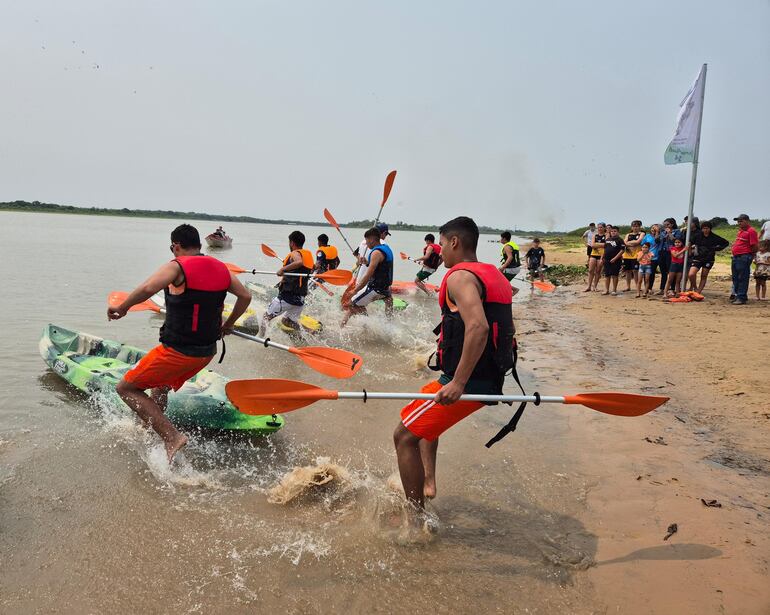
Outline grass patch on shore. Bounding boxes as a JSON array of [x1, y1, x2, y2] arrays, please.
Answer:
[[545, 264, 586, 286]]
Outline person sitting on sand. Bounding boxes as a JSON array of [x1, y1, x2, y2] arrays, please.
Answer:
[[260, 231, 315, 336], [636, 243, 653, 298], [601, 225, 625, 295], [498, 231, 521, 281], [525, 238, 546, 283], [584, 223, 606, 292], [393, 216, 515, 519], [412, 233, 442, 295], [664, 237, 687, 297], [108, 224, 251, 462], [687, 220, 728, 293], [754, 240, 770, 301], [342, 227, 394, 326]]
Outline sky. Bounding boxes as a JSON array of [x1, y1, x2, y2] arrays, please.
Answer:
[[1, 1, 768, 231]]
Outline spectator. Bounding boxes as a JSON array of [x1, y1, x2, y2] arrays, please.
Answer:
[[622, 220, 644, 292], [581, 223, 596, 267], [657, 218, 681, 294], [761, 219, 770, 241], [664, 238, 687, 297], [687, 220, 729, 293], [641, 224, 661, 288], [601, 225, 625, 296], [754, 239, 770, 301], [730, 214, 759, 305], [584, 223, 606, 292], [636, 243, 653, 297]]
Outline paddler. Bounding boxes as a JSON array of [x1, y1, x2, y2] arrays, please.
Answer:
[[341, 226, 394, 326], [498, 231, 521, 281], [394, 216, 515, 514], [259, 230, 314, 336], [108, 224, 251, 462], [353, 222, 390, 284], [314, 233, 340, 273], [411, 233, 442, 295]]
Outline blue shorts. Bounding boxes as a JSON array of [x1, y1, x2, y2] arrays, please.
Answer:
[[639, 264, 653, 275]]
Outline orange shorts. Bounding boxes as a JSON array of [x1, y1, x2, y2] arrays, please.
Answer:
[[123, 344, 213, 392], [400, 381, 485, 441]]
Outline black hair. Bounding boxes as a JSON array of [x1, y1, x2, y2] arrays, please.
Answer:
[[318, 233, 329, 245], [700, 220, 712, 229], [533, 237, 541, 243], [289, 230, 305, 247], [170, 224, 201, 249], [364, 227, 381, 240], [500, 231, 512, 241], [589, 222, 596, 226], [424, 233, 435, 242], [440, 216, 479, 251]]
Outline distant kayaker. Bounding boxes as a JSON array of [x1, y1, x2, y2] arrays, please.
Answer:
[[394, 216, 515, 516], [259, 230, 315, 336], [314, 233, 340, 273], [108, 224, 251, 463], [411, 233, 442, 295], [498, 231, 521, 281], [213, 226, 225, 238], [342, 227, 394, 326]]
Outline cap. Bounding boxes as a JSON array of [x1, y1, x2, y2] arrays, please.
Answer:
[[376, 222, 391, 236], [733, 214, 750, 221]]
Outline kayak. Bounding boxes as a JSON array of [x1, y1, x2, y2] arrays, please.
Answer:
[[39, 324, 284, 432], [205, 234, 232, 248], [391, 280, 439, 295]]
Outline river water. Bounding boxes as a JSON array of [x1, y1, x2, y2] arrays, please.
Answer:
[[0, 212, 597, 613]]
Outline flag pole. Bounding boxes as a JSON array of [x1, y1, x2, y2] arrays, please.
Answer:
[[682, 63, 707, 281]]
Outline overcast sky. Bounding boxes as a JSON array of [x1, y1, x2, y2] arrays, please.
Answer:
[[1, 1, 768, 231]]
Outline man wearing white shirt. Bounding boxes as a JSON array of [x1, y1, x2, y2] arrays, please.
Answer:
[[581, 222, 596, 267]]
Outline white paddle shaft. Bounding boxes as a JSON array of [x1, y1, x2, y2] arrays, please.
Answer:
[[336, 392, 566, 404], [231, 330, 291, 352]]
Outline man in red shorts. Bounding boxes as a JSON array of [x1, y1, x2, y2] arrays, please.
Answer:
[[393, 216, 515, 513], [108, 224, 252, 462]]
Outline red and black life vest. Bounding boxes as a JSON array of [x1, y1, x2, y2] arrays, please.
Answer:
[[279, 249, 315, 297], [423, 243, 442, 269], [430, 262, 515, 392], [160, 255, 230, 356]]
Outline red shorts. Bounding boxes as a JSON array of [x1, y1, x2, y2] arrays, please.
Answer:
[[400, 381, 485, 441], [123, 345, 213, 392]]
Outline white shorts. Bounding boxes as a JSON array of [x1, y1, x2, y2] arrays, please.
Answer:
[[265, 297, 304, 323], [350, 287, 387, 307], [503, 267, 521, 276]]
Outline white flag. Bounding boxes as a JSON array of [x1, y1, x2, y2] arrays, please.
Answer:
[[664, 64, 706, 165]]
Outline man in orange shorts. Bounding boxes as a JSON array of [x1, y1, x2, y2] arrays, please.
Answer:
[[394, 216, 515, 513], [108, 224, 252, 462]]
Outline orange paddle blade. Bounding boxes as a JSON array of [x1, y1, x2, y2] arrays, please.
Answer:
[[399, 252, 409, 260], [288, 346, 362, 379], [323, 208, 340, 229], [227, 379, 337, 414], [533, 280, 556, 292], [381, 170, 397, 207], [261, 244, 279, 259], [341, 280, 356, 308], [108, 291, 162, 313], [563, 392, 668, 417], [225, 262, 247, 274], [315, 269, 353, 286]]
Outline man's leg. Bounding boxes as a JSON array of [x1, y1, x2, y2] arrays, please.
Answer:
[[698, 268, 710, 292], [393, 423, 426, 511], [736, 255, 751, 302], [116, 379, 187, 462], [384, 295, 394, 318], [150, 386, 171, 413], [420, 438, 439, 499]]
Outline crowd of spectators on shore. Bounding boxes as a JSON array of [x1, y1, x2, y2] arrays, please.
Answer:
[[579, 215, 769, 304]]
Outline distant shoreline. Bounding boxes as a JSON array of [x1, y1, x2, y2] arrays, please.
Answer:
[[0, 200, 524, 235]]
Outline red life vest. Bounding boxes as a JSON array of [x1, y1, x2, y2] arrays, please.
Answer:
[[279, 249, 314, 297], [160, 255, 230, 356], [431, 262, 515, 393], [423, 243, 442, 269]]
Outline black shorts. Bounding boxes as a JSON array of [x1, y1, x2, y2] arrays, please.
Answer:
[[589, 254, 602, 261], [586, 246, 592, 257], [604, 260, 622, 277], [690, 260, 714, 271], [622, 259, 639, 271]]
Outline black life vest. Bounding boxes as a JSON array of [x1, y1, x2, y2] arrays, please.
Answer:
[[160, 255, 230, 356], [368, 244, 393, 293], [430, 262, 515, 393], [423, 243, 442, 269], [316, 245, 340, 271], [279, 249, 314, 297]]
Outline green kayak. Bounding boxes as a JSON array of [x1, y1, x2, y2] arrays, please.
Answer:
[[39, 324, 284, 433]]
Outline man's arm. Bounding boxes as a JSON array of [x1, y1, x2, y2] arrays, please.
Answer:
[[415, 246, 433, 264], [352, 251, 382, 293], [540, 249, 546, 265], [434, 271, 488, 405], [499, 246, 513, 270], [279, 252, 305, 274], [221, 273, 252, 333], [108, 262, 180, 320]]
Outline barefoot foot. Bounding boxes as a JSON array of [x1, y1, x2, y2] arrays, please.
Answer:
[[165, 433, 188, 464], [423, 479, 437, 500]]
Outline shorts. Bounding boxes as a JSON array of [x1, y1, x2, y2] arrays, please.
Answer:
[[639, 264, 653, 275], [690, 260, 714, 271], [266, 297, 304, 323], [622, 259, 639, 271], [124, 344, 213, 392], [416, 267, 436, 281], [400, 381, 485, 441], [350, 286, 388, 307], [754, 271, 770, 280], [586, 246, 592, 257], [603, 260, 622, 277], [502, 267, 521, 281], [669, 262, 684, 274], [589, 254, 602, 261]]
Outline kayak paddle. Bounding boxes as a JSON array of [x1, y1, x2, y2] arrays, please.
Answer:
[[323, 208, 357, 256], [374, 170, 397, 224], [399, 252, 416, 262], [107, 293, 363, 379], [225, 263, 352, 286], [225, 378, 670, 416]]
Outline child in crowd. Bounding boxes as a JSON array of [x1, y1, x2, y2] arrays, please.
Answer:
[[525, 239, 546, 282], [636, 243, 653, 298], [754, 239, 770, 300], [664, 238, 687, 297], [601, 225, 625, 295]]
